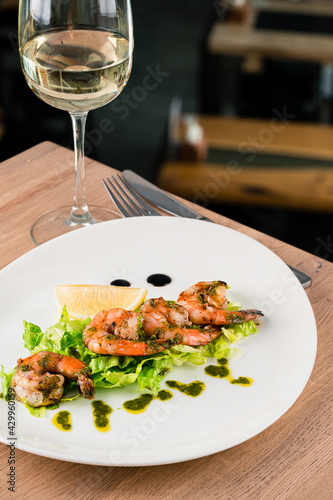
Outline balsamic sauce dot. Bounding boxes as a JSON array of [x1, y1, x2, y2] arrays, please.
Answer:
[[147, 274, 172, 287], [110, 279, 131, 287]]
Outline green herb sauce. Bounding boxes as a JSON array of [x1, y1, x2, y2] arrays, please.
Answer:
[[123, 390, 174, 414], [123, 394, 153, 414], [156, 390, 173, 401], [52, 410, 72, 431], [165, 380, 205, 397], [231, 377, 252, 386], [205, 358, 254, 386], [18, 364, 30, 372], [205, 365, 230, 378], [92, 400, 113, 432]]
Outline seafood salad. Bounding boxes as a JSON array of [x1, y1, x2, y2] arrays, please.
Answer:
[[0, 281, 263, 416]]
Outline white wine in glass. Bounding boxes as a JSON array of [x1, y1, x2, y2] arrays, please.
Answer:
[[18, 0, 134, 245]]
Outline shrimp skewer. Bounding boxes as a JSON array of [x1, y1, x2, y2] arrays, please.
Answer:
[[178, 281, 264, 325], [11, 351, 94, 407]]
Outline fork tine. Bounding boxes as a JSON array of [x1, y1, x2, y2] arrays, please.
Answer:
[[112, 175, 149, 216], [103, 178, 136, 218], [106, 177, 141, 217], [115, 174, 161, 216], [103, 173, 162, 218], [102, 179, 131, 217]]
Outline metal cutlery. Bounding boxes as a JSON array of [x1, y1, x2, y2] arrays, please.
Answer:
[[122, 169, 213, 222], [102, 175, 161, 217]]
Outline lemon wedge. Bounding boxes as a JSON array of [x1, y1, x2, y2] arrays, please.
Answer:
[[55, 284, 148, 320]]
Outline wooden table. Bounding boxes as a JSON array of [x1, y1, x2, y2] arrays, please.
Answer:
[[0, 143, 332, 500]]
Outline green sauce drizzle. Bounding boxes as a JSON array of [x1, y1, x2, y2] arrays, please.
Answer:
[[231, 377, 252, 386], [52, 410, 72, 431], [123, 394, 154, 414], [156, 389, 173, 401], [165, 380, 205, 397], [205, 358, 254, 386], [205, 365, 230, 378], [123, 381, 205, 413], [92, 400, 113, 432], [123, 390, 174, 414]]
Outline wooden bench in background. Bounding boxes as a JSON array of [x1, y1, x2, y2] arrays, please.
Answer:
[[157, 115, 333, 212], [209, 0, 333, 63]]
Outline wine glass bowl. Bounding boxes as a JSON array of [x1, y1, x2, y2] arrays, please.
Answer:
[[18, 0, 133, 245], [20, 29, 132, 113]]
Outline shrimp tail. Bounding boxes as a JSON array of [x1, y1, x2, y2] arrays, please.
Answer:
[[77, 374, 95, 400], [215, 309, 264, 325]]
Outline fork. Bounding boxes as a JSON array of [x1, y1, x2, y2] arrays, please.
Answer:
[[102, 174, 162, 217]]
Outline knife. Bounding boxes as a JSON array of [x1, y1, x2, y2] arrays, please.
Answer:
[[288, 265, 312, 289], [122, 169, 312, 289], [122, 169, 213, 222]]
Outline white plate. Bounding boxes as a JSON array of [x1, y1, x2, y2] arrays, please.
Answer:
[[0, 217, 317, 466]]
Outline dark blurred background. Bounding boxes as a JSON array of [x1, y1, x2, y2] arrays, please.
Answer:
[[0, 0, 333, 261]]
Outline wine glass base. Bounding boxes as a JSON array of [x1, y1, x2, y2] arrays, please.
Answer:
[[30, 205, 119, 246]]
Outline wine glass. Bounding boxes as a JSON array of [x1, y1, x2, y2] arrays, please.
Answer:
[[18, 0, 134, 245]]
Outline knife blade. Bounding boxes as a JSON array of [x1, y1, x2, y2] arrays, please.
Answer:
[[122, 169, 213, 222], [288, 265, 312, 289], [121, 170, 311, 289]]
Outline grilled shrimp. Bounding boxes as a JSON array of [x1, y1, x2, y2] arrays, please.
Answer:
[[141, 298, 222, 345], [83, 300, 222, 355], [11, 351, 94, 407], [178, 281, 264, 325], [84, 308, 141, 341], [83, 308, 171, 355]]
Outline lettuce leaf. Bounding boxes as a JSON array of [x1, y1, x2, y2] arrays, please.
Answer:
[[21, 398, 46, 418], [28, 307, 91, 357], [0, 365, 15, 401], [0, 365, 7, 399], [221, 320, 258, 343], [23, 322, 43, 351]]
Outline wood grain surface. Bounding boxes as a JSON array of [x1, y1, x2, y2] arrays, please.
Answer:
[[0, 143, 332, 500], [253, 0, 333, 18], [208, 22, 333, 64], [195, 116, 333, 161], [160, 115, 333, 211], [158, 161, 333, 212]]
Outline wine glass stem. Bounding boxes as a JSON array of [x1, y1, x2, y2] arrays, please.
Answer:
[[67, 112, 94, 226]]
